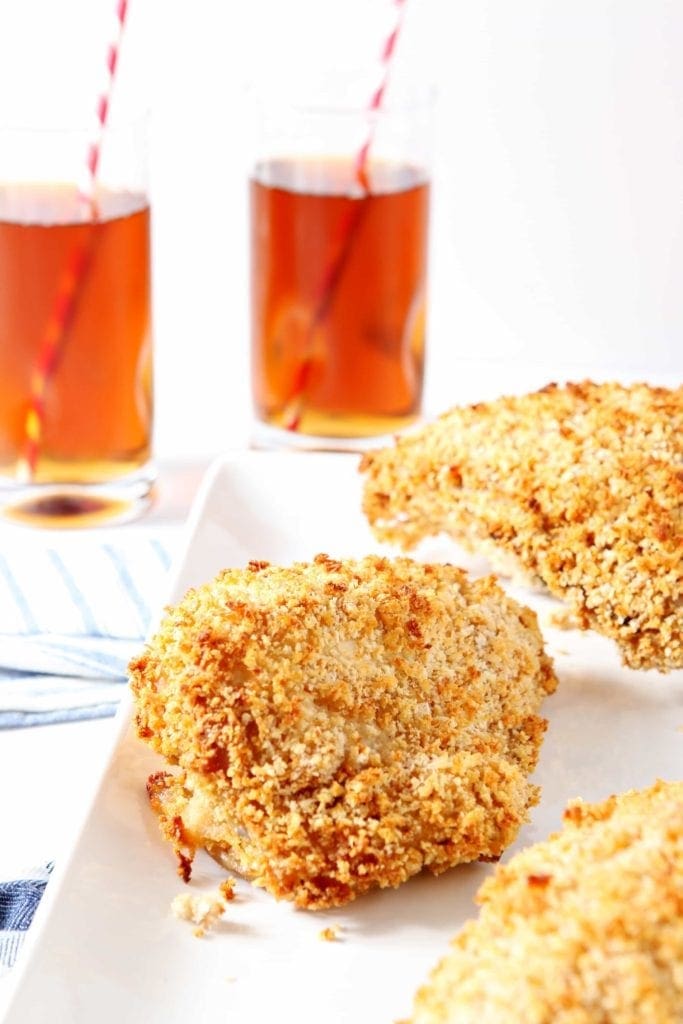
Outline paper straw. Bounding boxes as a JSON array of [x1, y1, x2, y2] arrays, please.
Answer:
[[282, 0, 408, 433], [19, 0, 129, 481], [77, 0, 129, 217], [353, 0, 407, 193]]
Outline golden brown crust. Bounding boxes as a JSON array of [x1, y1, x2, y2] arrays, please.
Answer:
[[130, 554, 556, 909], [409, 779, 683, 1024], [360, 381, 683, 672]]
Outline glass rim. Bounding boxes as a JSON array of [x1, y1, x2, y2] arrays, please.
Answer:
[[247, 82, 436, 120]]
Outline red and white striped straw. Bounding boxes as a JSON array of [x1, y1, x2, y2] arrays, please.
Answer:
[[353, 0, 408, 193], [282, 0, 408, 432], [19, 0, 130, 480], [77, 0, 129, 217]]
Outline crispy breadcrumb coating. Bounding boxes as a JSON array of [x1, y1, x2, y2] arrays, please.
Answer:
[[130, 554, 556, 909], [409, 779, 683, 1024], [360, 381, 683, 672]]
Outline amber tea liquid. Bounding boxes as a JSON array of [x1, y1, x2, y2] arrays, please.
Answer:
[[250, 157, 429, 439], [0, 183, 152, 492]]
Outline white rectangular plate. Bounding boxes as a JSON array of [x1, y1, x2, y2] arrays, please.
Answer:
[[6, 451, 683, 1023]]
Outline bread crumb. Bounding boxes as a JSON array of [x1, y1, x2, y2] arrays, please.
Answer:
[[319, 924, 342, 942], [547, 607, 579, 631], [171, 891, 226, 937], [219, 878, 236, 901]]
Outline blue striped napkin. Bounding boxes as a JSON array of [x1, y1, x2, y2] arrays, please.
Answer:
[[0, 532, 178, 727], [0, 864, 53, 980]]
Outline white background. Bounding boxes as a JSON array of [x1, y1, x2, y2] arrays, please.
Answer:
[[0, 0, 681, 458]]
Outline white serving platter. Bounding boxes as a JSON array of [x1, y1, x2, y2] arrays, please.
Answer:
[[5, 451, 683, 1024]]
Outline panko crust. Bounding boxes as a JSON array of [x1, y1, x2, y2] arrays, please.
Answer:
[[360, 381, 683, 672], [409, 779, 683, 1024], [130, 554, 556, 909]]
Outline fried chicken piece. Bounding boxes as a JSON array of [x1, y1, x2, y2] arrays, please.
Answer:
[[130, 554, 556, 909], [409, 779, 683, 1024], [360, 381, 683, 672]]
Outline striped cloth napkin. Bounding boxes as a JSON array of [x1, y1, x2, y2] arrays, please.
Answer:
[[0, 864, 53, 981], [0, 531, 180, 985], [0, 530, 178, 728]]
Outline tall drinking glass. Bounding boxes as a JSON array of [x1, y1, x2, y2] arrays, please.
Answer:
[[0, 113, 153, 527], [249, 88, 432, 450]]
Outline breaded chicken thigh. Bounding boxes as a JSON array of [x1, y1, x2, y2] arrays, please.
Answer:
[[409, 779, 683, 1024], [360, 381, 683, 672], [130, 554, 556, 909]]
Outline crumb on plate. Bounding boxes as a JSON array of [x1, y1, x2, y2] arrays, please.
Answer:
[[219, 878, 236, 901], [546, 607, 580, 631], [170, 891, 226, 938]]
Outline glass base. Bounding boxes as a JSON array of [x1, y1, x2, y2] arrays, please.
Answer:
[[250, 419, 425, 453], [0, 463, 156, 529]]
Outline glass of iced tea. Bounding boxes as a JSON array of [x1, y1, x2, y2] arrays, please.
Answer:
[[249, 87, 432, 449], [0, 114, 153, 526]]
